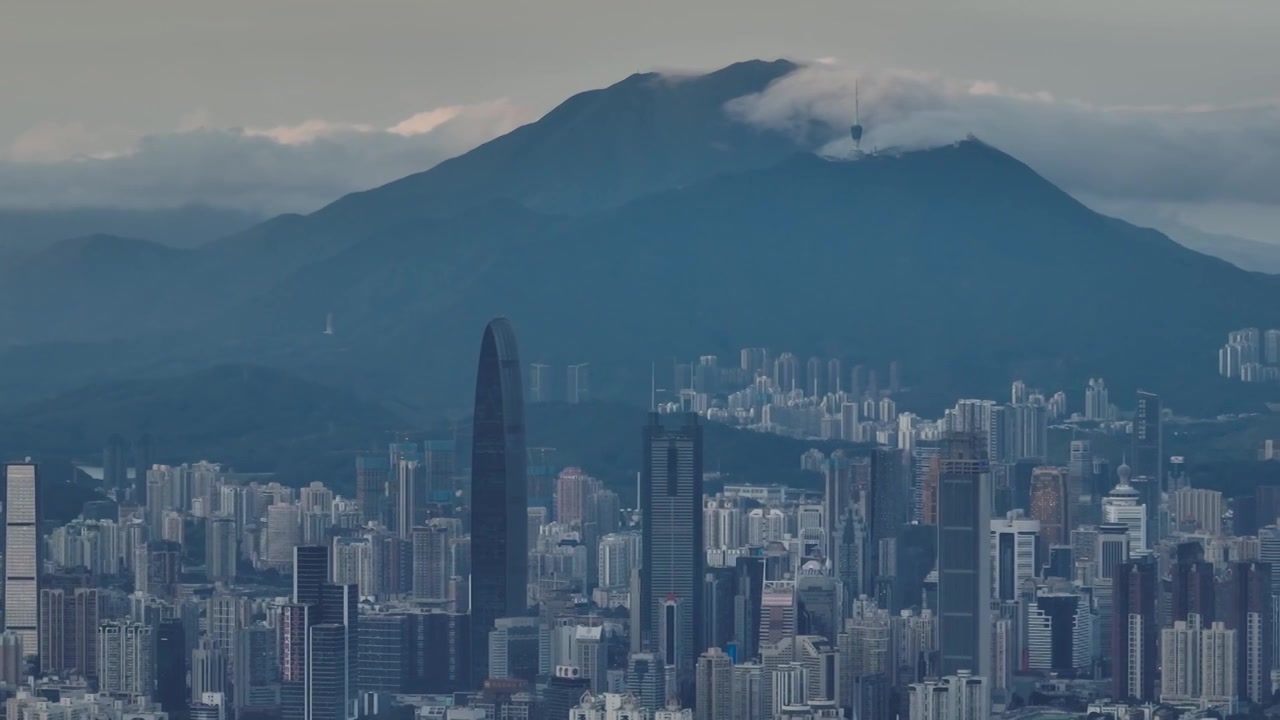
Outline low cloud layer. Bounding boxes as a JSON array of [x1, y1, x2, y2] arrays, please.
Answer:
[[5, 64, 1279, 227], [727, 63, 1280, 208], [0, 101, 533, 214]]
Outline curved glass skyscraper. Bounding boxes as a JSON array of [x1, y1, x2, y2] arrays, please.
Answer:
[[469, 317, 528, 686]]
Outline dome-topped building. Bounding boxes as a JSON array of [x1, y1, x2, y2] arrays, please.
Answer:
[[1103, 456, 1146, 552]]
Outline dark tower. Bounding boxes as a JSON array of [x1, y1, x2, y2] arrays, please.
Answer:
[[469, 318, 529, 686], [936, 433, 991, 679], [156, 618, 188, 716], [103, 434, 129, 495], [1228, 561, 1273, 705], [640, 412, 704, 705], [1171, 542, 1215, 624], [1111, 561, 1156, 702], [293, 546, 329, 606]]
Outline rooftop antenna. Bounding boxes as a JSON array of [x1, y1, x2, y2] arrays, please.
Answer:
[[850, 79, 864, 152]]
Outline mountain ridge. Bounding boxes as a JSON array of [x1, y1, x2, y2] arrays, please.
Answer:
[[0, 61, 1277, 416]]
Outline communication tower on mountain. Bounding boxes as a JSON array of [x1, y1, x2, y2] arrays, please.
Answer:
[[850, 79, 864, 151]]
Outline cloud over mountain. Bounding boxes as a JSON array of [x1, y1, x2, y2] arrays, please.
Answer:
[[0, 100, 532, 214], [727, 62, 1280, 207]]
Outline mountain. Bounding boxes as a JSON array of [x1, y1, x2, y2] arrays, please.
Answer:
[[0, 205, 262, 256], [193, 59, 806, 290], [1, 61, 1279, 416], [1148, 223, 1280, 275], [0, 364, 404, 487], [0, 235, 185, 343], [251, 140, 1280, 413]]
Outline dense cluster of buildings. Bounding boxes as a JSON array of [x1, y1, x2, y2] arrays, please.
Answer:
[[1218, 327, 1280, 382], [5, 325, 1280, 720]]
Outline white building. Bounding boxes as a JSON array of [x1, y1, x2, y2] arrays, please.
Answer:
[[569, 692, 646, 720], [1169, 488, 1223, 536], [907, 671, 990, 720], [990, 512, 1039, 601], [1102, 462, 1147, 553]]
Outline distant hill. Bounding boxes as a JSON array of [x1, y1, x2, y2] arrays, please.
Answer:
[[0, 205, 262, 256], [1, 60, 1279, 417], [0, 364, 404, 488], [0, 366, 862, 498], [0, 234, 185, 342]]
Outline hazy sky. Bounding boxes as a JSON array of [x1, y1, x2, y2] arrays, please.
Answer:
[[3, 1, 1279, 235]]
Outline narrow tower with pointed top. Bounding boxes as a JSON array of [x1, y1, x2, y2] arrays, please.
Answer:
[[469, 317, 529, 687]]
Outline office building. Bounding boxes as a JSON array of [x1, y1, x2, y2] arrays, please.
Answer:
[[936, 434, 991, 679], [547, 665, 594, 720], [192, 638, 228, 701], [4, 463, 40, 655], [394, 459, 424, 539], [155, 619, 187, 714], [1131, 391, 1162, 486], [267, 504, 302, 569], [207, 516, 238, 585], [1025, 591, 1092, 675], [1029, 467, 1068, 558], [990, 512, 1039, 602], [626, 652, 666, 712], [355, 454, 390, 526], [640, 412, 704, 704], [1103, 462, 1147, 554], [470, 318, 530, 687], [695, 648, 733, 720], [236, 623, 280, 711], [104, 434, 129, 495], [489, 617, 539, 685]]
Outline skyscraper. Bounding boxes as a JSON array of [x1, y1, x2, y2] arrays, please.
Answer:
[[4, 463, 40, 655], [1029, 467, 1068, 559], [936, 434, 991, 679], [104, 434, 129, 495], [99, 620, 154, 697], [469, 318, 529, 686], [528, 363, 553, 403], [1228, 561, 1273, 705], [1131, 390, 1162, 485], [207, 516, 238, 585], [696, 645, 737, 717], [566, 363, 591, 404], [1112, 561, 1156, 702], [641, 412, 705, 705], [155, 619, 187, 714], [990, 512, 1039, 602], [1171, 542, 1216, 624], [355, 454, 390, 526]]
